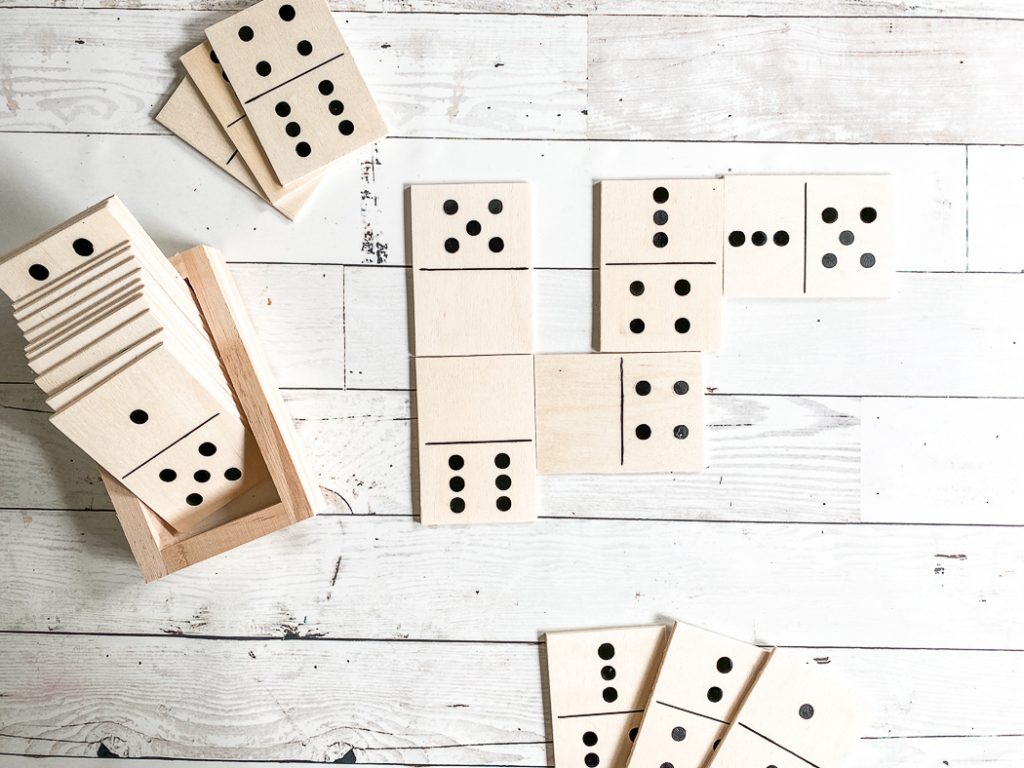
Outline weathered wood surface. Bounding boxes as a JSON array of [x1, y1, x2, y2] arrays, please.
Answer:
[[1, 512, 1021, 648], [588, 16, 1024, 144], [0, 134, 974, 271], [0, 635, 1020, 761], [0, 9, 587, 138], [3, 0, 1023, 17]]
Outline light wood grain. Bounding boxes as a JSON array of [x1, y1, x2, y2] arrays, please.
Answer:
[[0, 635, 1020, 761], [0, 9, 586, 138], [588, 16, 1024, 144], [2, 513, 1022, 647]]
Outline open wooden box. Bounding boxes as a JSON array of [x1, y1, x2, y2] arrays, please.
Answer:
[[100, 245, 323, 581]]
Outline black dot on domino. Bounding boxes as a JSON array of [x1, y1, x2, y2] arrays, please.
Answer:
[[449, 476, 465, 492], [496, 496, 512, 512], [444, 238, 460, 254], [674, 425, 689, 440], [443, 199, 459, 215], [673, 380, 689, 395], [278, 3, 296, 21], [630, 280, 645, 296], [72, 238, 94, 256], [297, 40, 312, 56], [329, 100, 344, 115], [494, 453, 510, 469], [671, 727, 686, 742], [296, 142, 311, 157], [319, 79, 334, 96], [449, 454, 464, 470], [675, 318, 690, 334], [225, 468, 242, 481], [159, 469, 176, 482], [597, 642, 615, 660], [186, 493, 204, 507], [275, 101, 291, 117], [635, 380, 651, 396], [209, 50, 219, 64], [450, 497, 465, 513], [822, 253, 838, 269], [660, 763, 674, 768], [582, 732, 598, 747], [674, 279, 690, 296], [198, 442, 217, 457], [652, 231, 669, 248], [28, 264, 49, 281], [584, 754, 599, 768], [717, 656, 733, 673], [707, 686, 723, 703], [839, 230, 855, 246], [495, 474, 511, 491], [728, 231, 745, 247], [751, 231, 767, 247], [339, 120, 355, 136], [629, 318, 645, 334], [285, 122, 301, 137], [861, 207, 878, 223], [488, 199, 503, 214], [799, 703, 815, 720], [256, 60, 272, 77], [238, 25, 254, 42], [194, 470, 211, 483], [636, 424, 652, 440], [129, 409, 148, 425], [821, 207, 838, 224], [600, 665, 616, 680], [602, 686, 618, 703], [466, 220, 482, 236], [488, 237, 504, 253], [861, 253, 876, 268], [652, 186, 669, 204], [653, 210, 668, 225], [628, 727, 638, 742], [774, 230, 790, 246]]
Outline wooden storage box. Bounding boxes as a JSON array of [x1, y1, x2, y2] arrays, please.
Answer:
[[101, 245, 323, 581]]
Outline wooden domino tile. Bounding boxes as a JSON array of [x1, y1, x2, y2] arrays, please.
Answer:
[[626, 622, 769, 768], [597, 179, 723, 352], [409, 182, 533, 357], [545, 625, 669, 768], [723, 175, 894, 298], [204, 0, 387, 186], [414, 354, 536, 525], [708, 649, 870, 768], [534, 353, 704, 475]]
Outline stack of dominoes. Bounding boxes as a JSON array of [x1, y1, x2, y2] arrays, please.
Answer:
[[408, 176, 893, 526], [0, 197, 270, 534], [546, 621, 870, 768], [157, 0, 387, 220]]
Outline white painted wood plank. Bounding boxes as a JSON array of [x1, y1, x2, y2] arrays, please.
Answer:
[[589, 16, 1024, 144], [363, 139, 967, 270], [861, 398, 1024, 524], [0, 636, 1019, 760], [3, 737, 1022, 768], [0, 9, 586, 138], [0, 384, 861, 520], [345, 268, 1024, 397], [4, 514, 1022, 647], [9, 0, 1023, 17], [965, 145, 1024, 272], [0, 135, 967, 270]]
